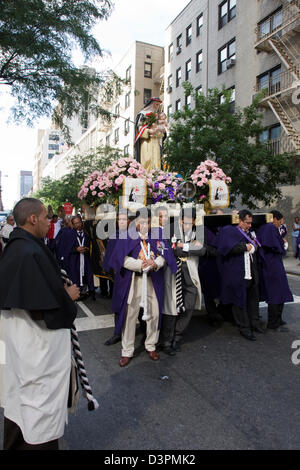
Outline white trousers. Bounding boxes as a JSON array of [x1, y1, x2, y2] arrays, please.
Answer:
[[122, 275, 159, 357]]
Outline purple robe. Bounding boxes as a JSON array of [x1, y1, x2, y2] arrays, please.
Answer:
[[103, 226, 177, 335], [59, 228, 94, 291], [257, 223, 293, 304], [297, 231, 300, 260], [217, 225, 250, 309], [198, 227, 221, 299]]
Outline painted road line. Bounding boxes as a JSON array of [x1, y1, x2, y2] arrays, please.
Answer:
[[77, 301, 95, 319], [75, 313, 115, 332]]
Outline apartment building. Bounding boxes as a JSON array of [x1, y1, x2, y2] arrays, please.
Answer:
[[164, 0, 300, 156], [33, 129, 64, 191], [42, 41, 164, 182], [97, 41, 164, 157]]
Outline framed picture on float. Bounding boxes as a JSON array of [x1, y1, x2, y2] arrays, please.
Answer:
[[121, 177, 147, 212], [209, 180, 230, 209]]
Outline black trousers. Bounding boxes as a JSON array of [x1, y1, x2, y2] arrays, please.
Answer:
[[267, 303, 284, 329], [232, 281, 260, 334], [3, 417, 59, 450]]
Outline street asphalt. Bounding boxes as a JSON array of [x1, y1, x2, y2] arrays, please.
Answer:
[[0, 269, 300, 451]]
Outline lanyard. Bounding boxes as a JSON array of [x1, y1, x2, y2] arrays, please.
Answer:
[[140, 240, 150, 260]]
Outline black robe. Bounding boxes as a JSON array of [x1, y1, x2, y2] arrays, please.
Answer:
[[0, 227, 77, 330]]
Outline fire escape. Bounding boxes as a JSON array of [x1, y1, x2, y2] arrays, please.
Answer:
[[254, 0, 300, 155]]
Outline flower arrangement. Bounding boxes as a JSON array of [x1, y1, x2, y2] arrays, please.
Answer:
[[149, 169, 184, 204], [191, 160, 232, 204], [140, 112, 168, 137], [78, 157, 149, 206]]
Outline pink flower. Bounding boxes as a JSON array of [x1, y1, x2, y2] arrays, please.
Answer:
[[197, 181, 204, 187], [128, 167, 137, 175], [159, 183, 166, 190], [92, 191, 97, 196]]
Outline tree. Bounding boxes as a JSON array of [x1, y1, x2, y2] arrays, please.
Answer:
[[164, 83, 297, 209], [0, 0, 122, 131], [34, 145, 122, 209]]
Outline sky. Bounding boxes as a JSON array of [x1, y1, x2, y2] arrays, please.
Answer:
[[0, 0, 189, 210]]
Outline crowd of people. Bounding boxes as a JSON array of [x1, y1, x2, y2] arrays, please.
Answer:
[[0, 197, 297, 449]]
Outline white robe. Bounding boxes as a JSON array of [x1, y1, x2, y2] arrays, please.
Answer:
[[0, 309, 71, 445]]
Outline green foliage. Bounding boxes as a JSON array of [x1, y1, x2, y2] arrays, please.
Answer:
[[0, 0, 124, 133], [34, 145, 122, 209], [164, 84, 297, 209]]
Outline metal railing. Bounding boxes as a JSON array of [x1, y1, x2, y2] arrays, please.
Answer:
[[267, 135, 296, 155], [255, 67, 299, 98], [255, 4, 300, 44]]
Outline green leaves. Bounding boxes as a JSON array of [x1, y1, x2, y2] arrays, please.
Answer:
[[0, 0, 113, 126], [164, 84, 297, 209]]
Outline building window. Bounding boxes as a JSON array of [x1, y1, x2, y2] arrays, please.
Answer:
[[125, 92, 131, 109], [106, 135, 110, 146], [219, 0, 236, 29], [176, 34, 182, 54], [124, 145, 129, 156], [196, 50, 203, 73], [186, 24, 192, 46], [219, 86, 236, 113], [48, 143, 59, 151], [48, 153, 55, 159], [168, 43, 174, 62], [195, 85, 203, 95], [257, 66, 281, 95], [197, 13, 203, 36], [258, 8, 283, 39], [185, 94, 192, 109], [125, 66, 131, 84], [114, 104, 120, 117], [167, 75, 172, 93], [185, 59, 192, 81], [114, 128, 119, 144], [259, 123, 281, 142], [124, 119, 130, 135], [144, 62, 152, 78], [218, 38, 236, 74], [176, 67, 181, 88], [49, 134, 59, 141], [167, 104, 172, 118], [144, 88, 152, 104], [175, 99, 181, 112]]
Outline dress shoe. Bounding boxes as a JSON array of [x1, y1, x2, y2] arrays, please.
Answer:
[[119, 356, 132, 367], [253, 326, 265, 334], [147, 350, 160, 361], [162, 346, 176, 356], [104, 334, 121, 346], [240, 331, 257, 341], [172, 340, 181, 352]]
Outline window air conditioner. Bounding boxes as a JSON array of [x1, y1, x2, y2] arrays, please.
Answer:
[[176, 46, 182, 55], [166, 86, 173, 93], [226, 58, 236, 69]]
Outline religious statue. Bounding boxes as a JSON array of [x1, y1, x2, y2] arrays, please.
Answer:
[[134, 97, 168, 172]]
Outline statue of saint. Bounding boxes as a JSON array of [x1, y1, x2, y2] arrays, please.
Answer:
[[134, 97, 168, 172]]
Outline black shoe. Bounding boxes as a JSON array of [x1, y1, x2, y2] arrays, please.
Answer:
[[172, 340, 181, 352], [253, 326, 265, 334], [273, 326, 289, 333], [240, 331, 257, 341], [89, 290, 96, 301], [162, 346, 176, 356], [104, 334, 121, 346]]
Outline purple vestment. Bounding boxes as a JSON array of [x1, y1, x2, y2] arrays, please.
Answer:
[[58, 228, 94, 291], [257, 223, 293, 304], [217, 225, 250, 309], [103, 226, 177, 335]]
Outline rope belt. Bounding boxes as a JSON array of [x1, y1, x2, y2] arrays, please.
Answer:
[[61, 269, 99, 411]]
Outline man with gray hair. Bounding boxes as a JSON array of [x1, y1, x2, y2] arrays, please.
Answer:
[[0, 214, 15, 249], [0, 198, 80, 450]]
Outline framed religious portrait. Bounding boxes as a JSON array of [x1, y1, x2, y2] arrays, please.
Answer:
[[209, 180, 230, 209], [121, 177, 147, 211]]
